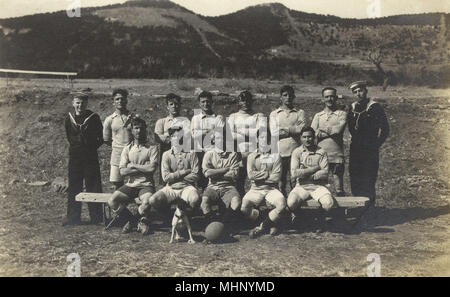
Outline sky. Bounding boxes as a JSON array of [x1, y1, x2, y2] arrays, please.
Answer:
[[0, 0, 449, 19]]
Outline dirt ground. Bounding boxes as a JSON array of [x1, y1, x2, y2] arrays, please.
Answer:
[[0, 78, 449, 277]]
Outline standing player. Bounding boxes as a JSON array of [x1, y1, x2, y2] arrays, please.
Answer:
[[240, 132, 286, 238], [103, 89, 133, 190], [191, 91, 225, 190], [137, 125, 200, 235], [286, 127, 334, 226], [228, 90, 265, 197], [200, 149, 242, 233], [311, 87, 347, 196], [63, 92, 103, 226], [347, 81, 389, 204], [269, 85, 306, 197], [107, 117, 159, 233]]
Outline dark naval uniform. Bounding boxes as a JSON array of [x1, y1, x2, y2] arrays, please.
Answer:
[[347, 82, 389, 203], [64, 109, 104, 224]]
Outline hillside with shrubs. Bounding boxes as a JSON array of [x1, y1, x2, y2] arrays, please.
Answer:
[[0, 0, 448, 87]]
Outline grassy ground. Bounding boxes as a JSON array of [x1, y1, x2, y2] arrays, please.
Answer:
[[0, 78, 449, 276]]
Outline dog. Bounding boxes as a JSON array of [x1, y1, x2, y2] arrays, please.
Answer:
[[170, 207, 195, 244]]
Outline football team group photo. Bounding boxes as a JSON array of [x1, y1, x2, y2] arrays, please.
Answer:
[[0, 0, 449, 278], [65, 82, 388, 244]]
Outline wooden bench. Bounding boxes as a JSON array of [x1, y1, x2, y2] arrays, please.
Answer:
[[75, 192, 143, 225], [301, 196, 369, 209], [76, 192, 370, 225], [76, 193, 369, 207], [76, 192, 112, 204]]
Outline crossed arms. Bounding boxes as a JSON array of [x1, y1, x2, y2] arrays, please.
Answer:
[[290, 150, 329, 183], [202, 152, 240, 182], [247, 153, 282, 184], [311, 111, 347, 141], [119, 146, 159, 177], [161, 152, 199, 185]]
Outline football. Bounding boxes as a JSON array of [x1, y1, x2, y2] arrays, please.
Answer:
[[204, 221, 225, 242]]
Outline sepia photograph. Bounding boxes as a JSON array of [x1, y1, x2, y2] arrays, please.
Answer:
[[0, 0, 449, 281]]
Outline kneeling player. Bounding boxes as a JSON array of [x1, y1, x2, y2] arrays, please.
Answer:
[[138, 125, 200, 235], [107, 117, 159, 233], [201, 149, 242, 234], [241, 134, 286, 238], [287, 126, 334, 224]]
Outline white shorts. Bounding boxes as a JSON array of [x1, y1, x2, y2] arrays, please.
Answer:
[[110, 147, 124, 182], [242, 187, 285, 208], [157, 185, 199, 204], [290, 184, 331, 201], [110, 147, 123, 166], [110, 164, 123, 182]]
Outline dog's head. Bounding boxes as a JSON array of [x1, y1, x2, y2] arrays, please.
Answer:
[[173, 208, 187, 231]]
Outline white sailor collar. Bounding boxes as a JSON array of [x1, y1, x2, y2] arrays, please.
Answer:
[[351, 98, 377, 112]]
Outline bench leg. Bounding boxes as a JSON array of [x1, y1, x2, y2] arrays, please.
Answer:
[[102, 203, 112, 226], [102, 204, 107, 226], [351, 203, 375, 231]]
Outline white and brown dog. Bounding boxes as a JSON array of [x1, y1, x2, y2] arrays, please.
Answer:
[[170, 207, 196, 244]]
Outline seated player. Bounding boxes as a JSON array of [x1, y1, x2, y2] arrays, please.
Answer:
[[287, 126, 334, 225], [200, 148, 242, 234], [240, 131, 286, 238], [107, 117, 159, 233], [137, 124, 200, 235]]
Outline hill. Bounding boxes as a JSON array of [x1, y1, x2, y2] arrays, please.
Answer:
[[0, 0, 449, 86]]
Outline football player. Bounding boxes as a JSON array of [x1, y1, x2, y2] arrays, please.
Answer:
[[240, 131, 286, 238], [107, 117, 159, 233], [311, 87, 347, 196], [137, 124, 200, 235], [286, 126, 334, 226]]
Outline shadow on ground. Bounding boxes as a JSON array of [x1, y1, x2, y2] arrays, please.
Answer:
[[108, 202, 450, 241], [281, 204, 450, 235]]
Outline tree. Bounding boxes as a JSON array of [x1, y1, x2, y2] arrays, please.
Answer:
[[368, 47, 390, 91]]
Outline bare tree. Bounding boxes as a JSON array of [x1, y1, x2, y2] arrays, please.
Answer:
[[368, 47, 390, 91]]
